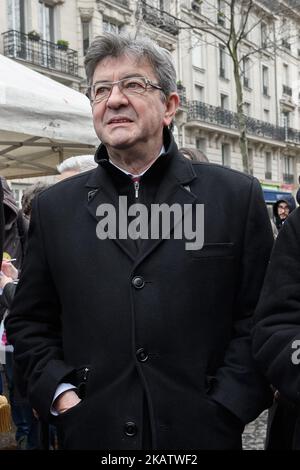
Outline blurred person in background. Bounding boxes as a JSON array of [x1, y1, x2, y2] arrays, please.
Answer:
[[0, 179, 4, 397], [0, 181, 49, 449], [179, 146, 208, 162], [56, 155, 97, 180], [272, 195, 295, 231]]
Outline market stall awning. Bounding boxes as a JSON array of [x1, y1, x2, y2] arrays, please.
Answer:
[[0, 54, 98, 179]]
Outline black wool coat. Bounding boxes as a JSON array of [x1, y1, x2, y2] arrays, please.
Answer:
[[7, 136, 273, 450], [253, 208, 300, 449]]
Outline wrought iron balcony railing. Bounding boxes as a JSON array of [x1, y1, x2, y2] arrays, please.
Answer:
[[2, 30, 79, 77], [187, 100, 300, 144], [282, 85, 292, 96], [141, 2, 179, 35]]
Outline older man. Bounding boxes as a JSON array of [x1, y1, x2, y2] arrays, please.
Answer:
[[7, 33, 273, 450]]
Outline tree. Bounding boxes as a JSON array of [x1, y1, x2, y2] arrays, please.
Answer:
[[140, 0, 300, 173]]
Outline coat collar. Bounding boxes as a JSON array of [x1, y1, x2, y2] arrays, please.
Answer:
[[85, 128, 198, 262], [85, 127, 197, 190]]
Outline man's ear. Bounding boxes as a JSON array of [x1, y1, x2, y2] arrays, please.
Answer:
[[163, 93, 179, 127]]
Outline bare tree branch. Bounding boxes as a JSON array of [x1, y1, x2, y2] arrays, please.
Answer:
[[236, 0, 254, 44]]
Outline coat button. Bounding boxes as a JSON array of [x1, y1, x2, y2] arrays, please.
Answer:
[[136, 348, 148, 362], [124, 421, 137, 437], [132, 276, 145, 289]]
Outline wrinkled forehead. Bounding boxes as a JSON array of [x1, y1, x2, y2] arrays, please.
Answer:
[[93, 53, 157, 82]]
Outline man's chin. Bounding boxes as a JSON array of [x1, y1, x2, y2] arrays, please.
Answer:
[[105, 137, 140, 151]]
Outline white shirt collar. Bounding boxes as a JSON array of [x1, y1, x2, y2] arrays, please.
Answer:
[[109, 146, 165, 177]]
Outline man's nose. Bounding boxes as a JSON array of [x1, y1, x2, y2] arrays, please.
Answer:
[[106, 84, 128, 108]]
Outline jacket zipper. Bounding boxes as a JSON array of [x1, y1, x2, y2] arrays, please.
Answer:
[[134, 180, 140, 199]]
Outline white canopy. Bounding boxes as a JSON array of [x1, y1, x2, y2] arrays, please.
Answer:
[[0, 54, 99, 179]]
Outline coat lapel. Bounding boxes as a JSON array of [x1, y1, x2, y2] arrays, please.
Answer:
[[134, 153, 198, 267], [85, 164, 136, 261], [85, 133, 200, 265]]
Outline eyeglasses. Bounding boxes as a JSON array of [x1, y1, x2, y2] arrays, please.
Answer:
[[277, 205, 289, 211], [86, 76, 163, 103]]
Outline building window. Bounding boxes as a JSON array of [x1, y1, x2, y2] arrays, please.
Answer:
[[282, 155, 294, 184], [264, 109, 270, 122], [242, 57, 250, 88], [191, 0, 201, 14], [281, 111, 290, 128], [282, 63, 292, 96], [194, 84, 204, 101], [283, 63, 289, 86], [265, 152, 272, 180], [39, 2, 55, 42], [192, 35, 203, 69], [219, 44, 226, 78], [103, 19, 123, 35], [7, 0, 26, 32], [244, 102, 251, 116], [261, 22, 267, 48], [222, 143, 230, 167], [82, 20, 90, 56], [217, 0, 225, 26], [196, 138, 206, 154], [281, 18, 291, 50], [262, 66, 269, 96], [220, 93, 228, 110]]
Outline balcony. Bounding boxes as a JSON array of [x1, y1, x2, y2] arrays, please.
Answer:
[[283, 173, 294, 184], [187, 100, 300, 144], [283, 85, 292, 97], [141, 2, 179, 35], [2, 30, 79, 77]]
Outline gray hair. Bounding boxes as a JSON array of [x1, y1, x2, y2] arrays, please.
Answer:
[[57, 155, 97, 174], [84, 33, 177, 98], [179, 147, 209, 163]]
